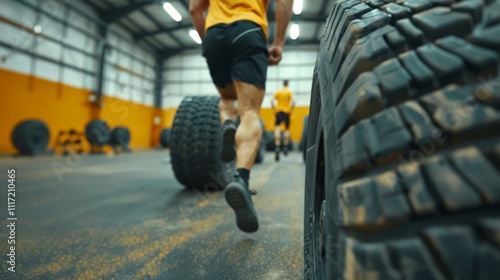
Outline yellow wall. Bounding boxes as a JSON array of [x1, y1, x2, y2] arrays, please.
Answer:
[[0, 69, 159, 154], [163, 108, 177, 128], [260, 107, 309, 141]]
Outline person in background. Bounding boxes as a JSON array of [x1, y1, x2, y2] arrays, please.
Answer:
[[271, 79, 295, 162], [189, 0, 294, 232]]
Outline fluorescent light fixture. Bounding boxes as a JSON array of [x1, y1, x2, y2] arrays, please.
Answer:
[[189, 30, 202, 44], [293, 0, 303, 15], [290, 23, 300, 40], [163, 2, 182, 22]]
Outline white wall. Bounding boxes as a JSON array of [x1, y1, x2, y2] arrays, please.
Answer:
[[162, 45, 318, 108], [0, 0, 156, 107], [105, 26, 156, 106]]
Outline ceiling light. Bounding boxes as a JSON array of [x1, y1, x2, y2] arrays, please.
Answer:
[[293, 0, 303, 15], [163, 2, 182, 22], [189, 30, 202, 44], [290, 23, 300, 40]]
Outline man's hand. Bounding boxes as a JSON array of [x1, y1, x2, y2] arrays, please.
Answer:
[[269, 0, 293, 65], [268, 44, 283, 66], [270, 0, 293, 65], [189, 0, 208, 40]]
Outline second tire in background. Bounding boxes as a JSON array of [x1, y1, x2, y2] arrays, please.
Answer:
[[170, 96, 230, 190]]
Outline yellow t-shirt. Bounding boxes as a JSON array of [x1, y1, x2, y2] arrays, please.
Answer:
[[205, 0, 270, 38], [274, 87, 294, 113]]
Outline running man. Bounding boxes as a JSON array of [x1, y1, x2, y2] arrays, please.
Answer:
[[271, 79, 295, 161], [189, 0, 293, 232]]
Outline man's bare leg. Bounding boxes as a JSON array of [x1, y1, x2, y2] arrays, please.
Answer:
[[283, 130, 290, 145], [217, 84, 238, 124], [224, 80, 264, 233], [217, 84, 239, 162], [283, 129, 290, 156], [274, 126, 281, 147], [233, 80, 264, 170], [274, 126, 281, 161]]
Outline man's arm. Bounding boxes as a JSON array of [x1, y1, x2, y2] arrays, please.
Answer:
[[268, 0, 293, 65], [271, 92, 277, 110], [289, 93, 295, 112], [189, 0, 209, 39]]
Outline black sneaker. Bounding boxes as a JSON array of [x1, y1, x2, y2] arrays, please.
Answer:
[[225, 174, 258, 233], [275, 147, 280, 162], [220, 120, 236, 162], [283, 145, 289, 156]]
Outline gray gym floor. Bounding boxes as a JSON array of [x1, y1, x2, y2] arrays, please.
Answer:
[[0, 150, 304, 279]]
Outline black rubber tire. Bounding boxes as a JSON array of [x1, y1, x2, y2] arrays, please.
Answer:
[[255, 119, 266, 163], [255, 145, 264, 163], [11, 120, 50, 155], [170, 96, 230, 190], [300, 115, 309, 162], [109, 126, 130, 148], [305, 1, 500, 279], [85, 119, 111, 147], [265, 131, 275, 151], [160, 128, 171, 148]]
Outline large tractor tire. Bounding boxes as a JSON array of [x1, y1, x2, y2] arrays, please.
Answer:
[[170, 96, 230, 191], [304, 0, 500, 279], [160, 128, 171, 148], [265, 131, 276, 151], [109, 126, 131, 149], [12, 120, 50, 155], [85, 119, 111, 147], [109, 126, 131, 151]]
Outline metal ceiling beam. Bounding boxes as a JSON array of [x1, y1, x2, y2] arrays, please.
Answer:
[[94, 26, 110, 103], [79, 0, 161, 54], [100, 1, 157, 23], [134, 22, 192, 40], [69, 0, 109, 27], [135, 0, 186, 49], [154, 58, 164, 108], [113, 0, 169, 51], [135, 12, 327, 41], [81, 0, 325, 54]]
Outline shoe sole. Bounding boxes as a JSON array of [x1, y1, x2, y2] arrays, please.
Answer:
[[220, 125, 236, 162], [225, 184, 258, 233]]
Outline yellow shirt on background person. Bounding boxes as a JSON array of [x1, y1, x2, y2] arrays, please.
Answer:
[[273, 87, 294, 113], [205, 0, 270, 38]]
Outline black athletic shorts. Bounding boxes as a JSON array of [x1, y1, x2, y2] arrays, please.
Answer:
[[202, 20, 268, 89], [275, 112, 290, 129]]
